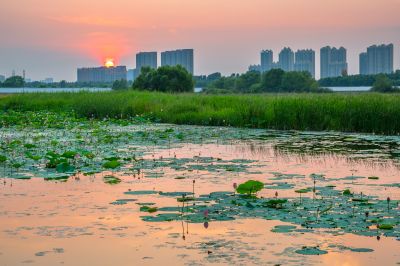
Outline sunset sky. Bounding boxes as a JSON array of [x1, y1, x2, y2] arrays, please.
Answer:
[[0, 0, 399, 81]]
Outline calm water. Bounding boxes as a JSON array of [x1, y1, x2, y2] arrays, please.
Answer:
[[327, 86, 371, 92], [0, 87, 370, 94], [0, 87, 111, 93], [0, 124, 399, 265]]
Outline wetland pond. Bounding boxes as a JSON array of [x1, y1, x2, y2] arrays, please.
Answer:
[[0, 115, 399, 265]]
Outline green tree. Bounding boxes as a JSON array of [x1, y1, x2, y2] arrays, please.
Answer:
[[206, 69, 324, 93], [112, 79, 128, 90], [2, 76, 25, 88], [207, 72, 222, 81], [208, 75, 236, 91], [59, 80, 67, 88], [281, 71, 318, 92], [133, 65, 194, 92], [371, 74, 396, 92], [234, 71, 261, 92], [261, 69, 285, 92]]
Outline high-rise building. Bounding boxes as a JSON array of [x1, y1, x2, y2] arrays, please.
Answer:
[[294, 49, 315, 78], [248, 65, 262, 72], [77, 66, 127, 83], [320, 46, 348, 78], [136, 52, 157, 73], [278, 47, 294, 72], [42, 78, 54, 84], [161, 49, 194, 74], [359, 44, 394, 75], [359, 52, 368, 75], [127, 69, 138, 82], [261, 50, 273, 72]]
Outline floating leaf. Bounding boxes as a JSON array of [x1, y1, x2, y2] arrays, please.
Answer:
[[103, 160, 121, 169], [236, 180, 264, 195], [103, 175, 121, 185], [295, 247, 328, 255], [140, 206, 158, 213], [56, 162, 75, 173]]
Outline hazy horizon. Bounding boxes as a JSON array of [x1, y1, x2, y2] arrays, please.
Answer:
[[1, 0, 399, 81]]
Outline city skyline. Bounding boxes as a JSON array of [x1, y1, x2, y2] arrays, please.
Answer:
[[4, 44, 398, 82], [0, 0, 399, 81]]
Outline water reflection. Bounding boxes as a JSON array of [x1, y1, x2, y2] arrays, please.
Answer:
[[230, 140, 400, 172], [1, 125, 400, 265]]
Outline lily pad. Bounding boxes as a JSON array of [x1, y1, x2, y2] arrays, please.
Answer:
[[271, 225, 297, 233], [236, 180, 264, 195], [124, 190, 158, 195], [295, 247, 328, 255], [103, 175, 121, 185]]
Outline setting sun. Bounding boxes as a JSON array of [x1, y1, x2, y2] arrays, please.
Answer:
[[104, 58, 114, 68]]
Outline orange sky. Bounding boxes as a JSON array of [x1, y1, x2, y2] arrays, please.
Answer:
[[0, 0, 399, 80]]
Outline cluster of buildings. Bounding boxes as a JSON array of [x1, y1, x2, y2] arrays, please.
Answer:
[[250, 47, 344, 79], [77, 49, 194, 83], [359, 44, 393, 75], [77, 66, 127, 83], [250, 48, 317, 78], [250, 43, 395, 79]]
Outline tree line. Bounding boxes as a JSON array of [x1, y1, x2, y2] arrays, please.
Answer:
[[319, 71, 400, 87], [0, 76, 117, 89], [203, 69, 329, 93], [2, 67, 398, 93]]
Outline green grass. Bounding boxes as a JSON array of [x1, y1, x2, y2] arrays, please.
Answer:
[[1, 91, 400, 134]]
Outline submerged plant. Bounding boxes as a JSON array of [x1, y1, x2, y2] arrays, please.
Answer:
[[103, 175, 122, 185], [140, 206, 158, 213]]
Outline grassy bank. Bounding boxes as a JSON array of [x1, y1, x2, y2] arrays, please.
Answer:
[[0, 91, 399, 134]]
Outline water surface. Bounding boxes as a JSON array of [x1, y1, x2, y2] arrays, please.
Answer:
[[0, 123, 399, 265]]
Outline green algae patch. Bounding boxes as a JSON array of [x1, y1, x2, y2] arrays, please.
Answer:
[[295, 188, 312, 194], [44, 174, 70, 181], [140, 206, 158, 213], [271, 225, 297, 233], [262, 199, 288, 209], [103, 175, 121, 185], [103, 160, 121, 169], [265, 182, 294, 190], [378, 224, 394, 230], [124, 190, 159, 195], [329, 244, 374, 253], [141, 213, 182, 222], [352, 198, 368, 203], [122, 185, 400, 240], [159, 192, 194, 197], [295, 247, 328, 255], [111, 199, 137, 205], [177, 196, 195, 202], [56, 162, 75, 173], [136, 202, 156, 206], [350, 248, 374, 253], [343, 189, 352, 196]]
